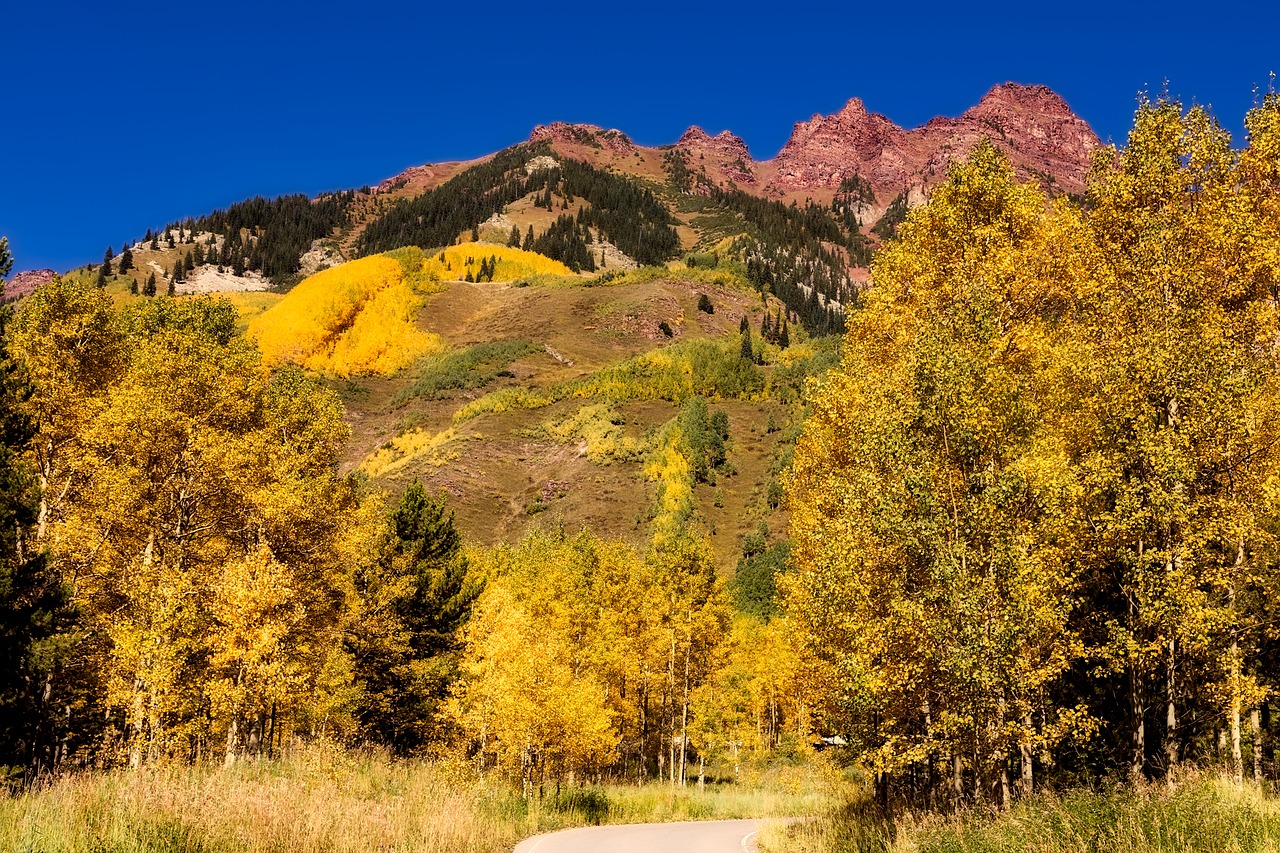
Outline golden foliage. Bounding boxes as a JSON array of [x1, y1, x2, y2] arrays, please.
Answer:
[[359, 426, 462, 478], [452, 387, 553, 424], [424, 243, 572, 282], [249, 254, 445, 377], [9, 282, 381, 765], [450, 530, 727, 787], [536, 403, 645, 463]]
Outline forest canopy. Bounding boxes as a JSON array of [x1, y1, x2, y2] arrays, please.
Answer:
[[785, 94, 1280, 808]]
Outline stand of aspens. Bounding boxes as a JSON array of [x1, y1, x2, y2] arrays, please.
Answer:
[[787, 94, 1280, 809]]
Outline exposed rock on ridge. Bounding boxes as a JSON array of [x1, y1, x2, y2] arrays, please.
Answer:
[[675, 127, 756, 184], [764, 83, 1100, 199], [530, 122, 638, 156], [3, 269, 55, 302]]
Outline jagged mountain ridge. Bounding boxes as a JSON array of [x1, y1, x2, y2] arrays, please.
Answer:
[[384, 83, 1100, 214]]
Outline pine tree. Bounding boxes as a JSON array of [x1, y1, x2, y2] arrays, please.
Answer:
[[508, 225, 521, 248], [349, 482, 481, 753], [0, 235, 70, 771], [143, 273, 157, 297], [118, 247, 133, 273], [523, 225, 534, 251], [739, 327, 754, 362]]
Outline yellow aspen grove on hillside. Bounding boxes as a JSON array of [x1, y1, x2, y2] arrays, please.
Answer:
[[249, 252, 445, 376], [422, 243, 572, 282]]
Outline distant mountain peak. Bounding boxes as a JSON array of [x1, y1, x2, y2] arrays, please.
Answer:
[[529, 122, 637, 155], [765, 83, 1099, 197]]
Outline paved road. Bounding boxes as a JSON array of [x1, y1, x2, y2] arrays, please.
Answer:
[[512, 818, 767, 853]]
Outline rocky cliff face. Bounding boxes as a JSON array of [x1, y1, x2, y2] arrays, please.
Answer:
[[763, 83, 1100, 201], [529, 122, 638, 156], [674, 126, 756, 185], [3, 269, 54, 302], [378, 83, 1099, 223]]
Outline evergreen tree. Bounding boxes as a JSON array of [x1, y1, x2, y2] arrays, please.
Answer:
[[508, 225, 521, 248], [118, 247, 133, 274], [739, 327, 754, 362], [0, 235, 70, 772], [143, 273, 156, 297], [523, 225, 534, 251], [349, 482, 482, 754]]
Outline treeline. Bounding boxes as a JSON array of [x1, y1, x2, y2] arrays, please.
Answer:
[[355, 146, 535, 256], [663, 149, 864, 335], [524, 158, 680, 266], [0, 267, 804, 785], [356, 145, 680, 270], [189, 192, 356, 284], [786, 98, 1280, 811]]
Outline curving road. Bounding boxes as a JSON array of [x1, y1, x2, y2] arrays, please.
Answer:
[[513, 818, 767, 853]]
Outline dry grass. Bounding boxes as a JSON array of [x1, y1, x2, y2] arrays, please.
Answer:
[[761, 773, 1280, 853], [0, 746, 832, 853]]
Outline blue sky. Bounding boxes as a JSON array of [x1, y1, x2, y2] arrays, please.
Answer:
[[2, 0, 1277, 272]]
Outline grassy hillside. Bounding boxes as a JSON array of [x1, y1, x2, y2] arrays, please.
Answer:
[[249, 253, 828, 571]]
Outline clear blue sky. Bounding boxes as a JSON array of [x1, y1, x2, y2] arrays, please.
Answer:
[[2, 0, 1276, 273]]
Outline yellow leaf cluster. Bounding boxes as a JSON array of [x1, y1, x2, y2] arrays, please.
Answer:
[[424, 243, 572, 282], [359, 426, 461, 479], [249, 254, 446, 377]]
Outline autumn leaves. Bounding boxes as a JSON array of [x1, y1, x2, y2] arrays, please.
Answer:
[[786, 95, 1280, 807]]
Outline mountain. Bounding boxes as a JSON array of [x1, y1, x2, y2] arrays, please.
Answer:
[[760, 83, 1100, 206], [20, 83, 1101, 570], [381, 82, 1098, 211]]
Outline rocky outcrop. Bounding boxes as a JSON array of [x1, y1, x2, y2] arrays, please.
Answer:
[[530, 122, 637, 156], [764, 83, 1100, 199], [675, 126, 756, 184], [3, 269, 54, 302]]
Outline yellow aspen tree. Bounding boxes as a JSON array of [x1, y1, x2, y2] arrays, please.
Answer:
[[785, 143, 1087, 808], [1071, 96, 1280, 781]]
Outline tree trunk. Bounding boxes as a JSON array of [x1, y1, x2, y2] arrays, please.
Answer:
[[224, 717, 238, 768], [1130, 659, 1145, 779], [1253, 707, 1263, 784], [952, 752, 963, 808], [679, 627, 690, 788], [1166, 637, 1179, 781], [1020, 712, 1033, 798], [1229, 546, 1244, 786]]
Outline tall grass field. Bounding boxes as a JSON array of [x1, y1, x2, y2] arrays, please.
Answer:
[[0, 746, 830, 852], [763, 773, 1280, 853]]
